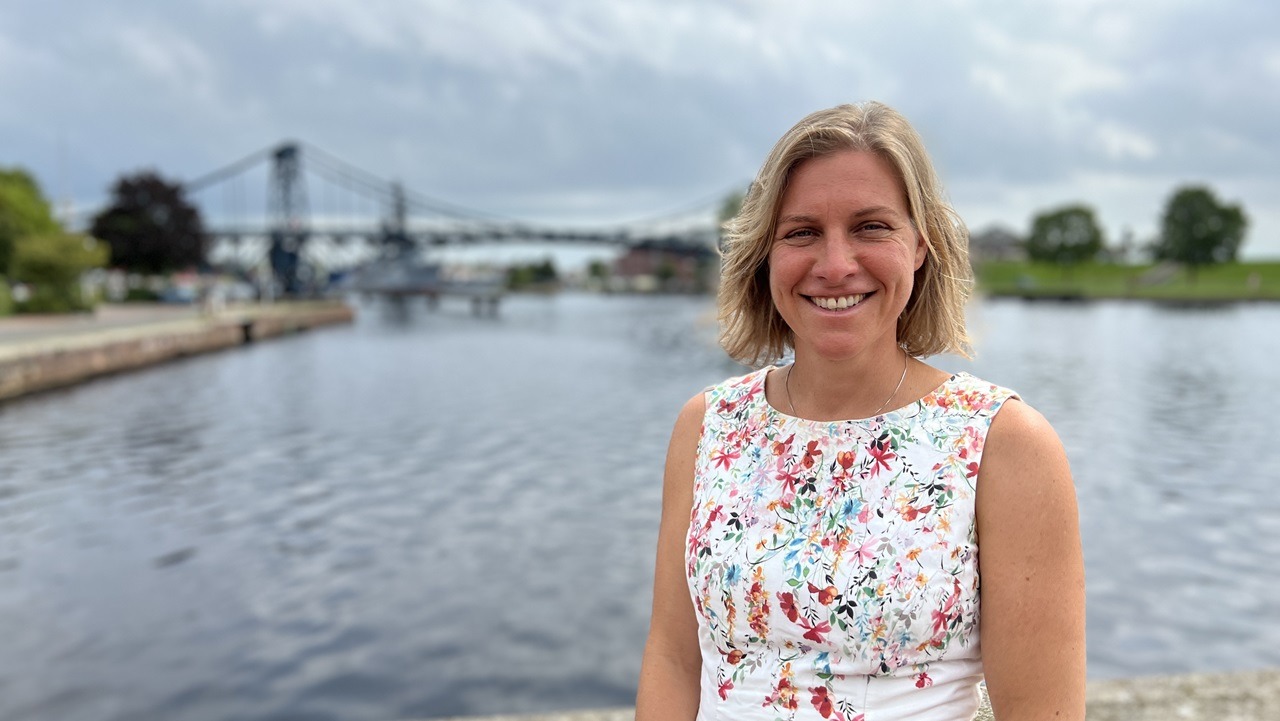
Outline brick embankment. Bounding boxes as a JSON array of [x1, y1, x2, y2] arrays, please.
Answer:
[[423, 667, 1280, 721], [0, 301, 354, 402]]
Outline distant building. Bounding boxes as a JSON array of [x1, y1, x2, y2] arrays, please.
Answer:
[[969, 225, 1025, 262], [611, 239, 717, 293]]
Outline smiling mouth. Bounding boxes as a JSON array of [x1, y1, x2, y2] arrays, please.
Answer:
[[806, 293, 871, 310]]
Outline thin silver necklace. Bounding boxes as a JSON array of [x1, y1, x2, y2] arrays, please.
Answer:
[[784, 353, 910, 419]]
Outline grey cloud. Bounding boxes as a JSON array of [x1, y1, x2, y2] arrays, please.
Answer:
[[0, 0, 1277, 253]]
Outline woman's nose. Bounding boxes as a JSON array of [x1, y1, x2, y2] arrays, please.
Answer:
[[813, 238, 858, 280]]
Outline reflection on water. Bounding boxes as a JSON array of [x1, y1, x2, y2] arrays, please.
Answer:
[[0, 294, 1277, 720]]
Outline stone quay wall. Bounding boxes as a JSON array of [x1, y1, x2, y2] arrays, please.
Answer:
[[0, 302, 354, 403]]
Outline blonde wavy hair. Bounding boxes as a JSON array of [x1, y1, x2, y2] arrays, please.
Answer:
[[718, 101, 974, 366]]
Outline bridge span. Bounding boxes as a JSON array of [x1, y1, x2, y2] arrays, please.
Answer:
[[172, 141, 725, 296]]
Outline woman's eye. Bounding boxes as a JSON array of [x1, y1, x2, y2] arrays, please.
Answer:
[[859, 222, 892, 237], [780, 228, 817, 243]]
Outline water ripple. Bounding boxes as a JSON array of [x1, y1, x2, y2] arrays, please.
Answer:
[[1, 295, 1278, 719]]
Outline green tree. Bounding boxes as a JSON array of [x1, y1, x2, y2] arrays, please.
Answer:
[[1026, 205, 1105, 266], [1153, 185, 1247, 271], [11, 234, 109, 312], [0, 168, 61, 276], [531, 258, 558, 283], [91, 171, 206, 273], [506, 258, 559, 290], [587, 259, 610, 280], [656, 258, 677, 287], [0, 168, 106, 314]]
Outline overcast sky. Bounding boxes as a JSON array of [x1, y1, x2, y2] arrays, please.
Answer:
[[2, 0, 1278, 257]]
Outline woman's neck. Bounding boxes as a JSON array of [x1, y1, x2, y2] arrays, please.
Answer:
[[777, 336, 951, 421]]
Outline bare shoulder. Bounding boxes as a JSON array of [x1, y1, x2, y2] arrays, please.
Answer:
[[987, 396, 1061, 455], [665, 392, 707, 477], [674, 391, 707, 435], [980, 397, 1072, 494], [977, 400, 1086, 717], [977, 396, 1078, 548]]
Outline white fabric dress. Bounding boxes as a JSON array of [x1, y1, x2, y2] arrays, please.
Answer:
[[686, 368, 1017, 720]]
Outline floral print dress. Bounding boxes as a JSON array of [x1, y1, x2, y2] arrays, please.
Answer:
[[686, 367, 1018, 721]]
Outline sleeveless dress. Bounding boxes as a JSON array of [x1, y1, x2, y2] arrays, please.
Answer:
[[686, 367, 1018, 721]]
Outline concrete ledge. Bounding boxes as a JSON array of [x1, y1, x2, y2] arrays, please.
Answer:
[[422, 668, 1280, 721], [0, 301, 354, 402], [1084, 668, 1280, 721]]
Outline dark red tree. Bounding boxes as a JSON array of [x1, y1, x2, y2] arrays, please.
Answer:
[[91, 171, 206, 274]]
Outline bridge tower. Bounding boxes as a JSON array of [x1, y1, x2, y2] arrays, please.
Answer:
[[268, 142, 309, 295], [381, 182, 414, 259]]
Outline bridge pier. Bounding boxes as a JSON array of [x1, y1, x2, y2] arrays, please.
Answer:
[[470, 295, 500, 317]]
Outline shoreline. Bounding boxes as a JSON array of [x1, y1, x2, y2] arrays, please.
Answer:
[[974, 259, 1280, 303], [0, 301, 354, 403], [982, 290, 1280, 304]]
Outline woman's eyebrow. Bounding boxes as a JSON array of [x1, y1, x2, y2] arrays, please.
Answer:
[[776, 206, 903, 226], [776, 213, 819, 226], [850, 205, 902, 219]]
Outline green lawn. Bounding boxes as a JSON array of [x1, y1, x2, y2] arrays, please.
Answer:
[[974, 261, 1280, 301]]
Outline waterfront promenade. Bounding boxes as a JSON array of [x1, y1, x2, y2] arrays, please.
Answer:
[[0, 301, 354, 402]]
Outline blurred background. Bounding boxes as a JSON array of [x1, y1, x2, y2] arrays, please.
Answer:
[[1, 1, 1278, 720]]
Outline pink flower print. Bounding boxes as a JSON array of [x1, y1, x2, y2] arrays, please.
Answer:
[[915, 671, 933, 688], [930, 608, 950, 636], [964, 424, 985, 454], [778, 591, 800, 622], [900, 504, 932, 522], [801, 439, 822, 469], [837, 450, 856, 470], [747, 581, 771, 638], [762, 663, 799, 710], [807, 581, 839, 605], [719, 678, 734, 699], [810, 685, 839, 718], [798, 616, 832, 644], [853, 536, 878, 565], [867, 436, 896, 476], [931, 579, 963, 636], [775, 457, 800, 497], [712, 448, 741, 470]]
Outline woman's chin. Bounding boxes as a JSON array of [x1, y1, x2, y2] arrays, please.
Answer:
[[794, 340, 871, 363]]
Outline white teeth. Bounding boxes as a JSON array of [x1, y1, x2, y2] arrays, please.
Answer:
[[809, 294, 866, 310]]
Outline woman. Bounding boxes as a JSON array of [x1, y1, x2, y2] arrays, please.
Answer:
[[636, 102, 1084, 720]]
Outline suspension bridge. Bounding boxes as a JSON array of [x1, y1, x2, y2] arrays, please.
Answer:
[[175, 141, 724, 297]]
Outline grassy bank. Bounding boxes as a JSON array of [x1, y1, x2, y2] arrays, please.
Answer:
[[975, 260, 1280, 301]]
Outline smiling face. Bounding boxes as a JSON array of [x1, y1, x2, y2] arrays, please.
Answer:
[[768, 149, 927, 364]]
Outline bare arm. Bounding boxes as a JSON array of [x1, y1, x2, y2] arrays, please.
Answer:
[[977, 399, 1086, 720], [635, 392, 705, 720]]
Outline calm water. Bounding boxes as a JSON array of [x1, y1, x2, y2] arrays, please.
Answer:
[[1, 294, 1278, 720]]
